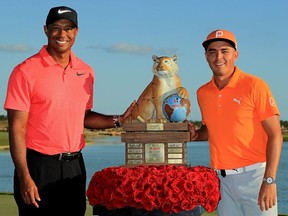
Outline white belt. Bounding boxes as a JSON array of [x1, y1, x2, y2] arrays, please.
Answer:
[[215, 162, 266, 176]]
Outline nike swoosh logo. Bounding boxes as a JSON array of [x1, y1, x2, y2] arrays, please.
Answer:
[[76, 72, 86, 76], [58, 9, 71, 14]]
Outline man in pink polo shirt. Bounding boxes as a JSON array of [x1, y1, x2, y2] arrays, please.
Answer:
[[4, 6, 134, 216], [188, 29, 282, 215]]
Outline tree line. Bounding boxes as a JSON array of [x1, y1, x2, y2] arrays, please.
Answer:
[[188, 120, 288, 130], [1, 115, 288, 129]]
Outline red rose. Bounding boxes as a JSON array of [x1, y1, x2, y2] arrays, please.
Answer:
[[183, 180, 194, 192], [103, 187, 114, 202], [161, 200, 173, 213], [131, 180, 144, 191], [171, 178, 184, 193], [130, 167, 144, 179], [167, 190, 180, 204], [166, 169, 178, 179], [112, 190, 127, 209], [133, 190, 144, 203], [180, 197, 193, 211], [156, 190, 167, 204], [142, 193, 156, 211], [123, 186, 134, 198], [114, 166, 127, 176], [171, 203, 182, 213]]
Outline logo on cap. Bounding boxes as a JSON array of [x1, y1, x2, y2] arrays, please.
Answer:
[[58, 9, 71, 14], [215, 30, 224, 38]]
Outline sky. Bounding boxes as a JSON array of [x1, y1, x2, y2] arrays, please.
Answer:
[[1, 0, 287, 121]]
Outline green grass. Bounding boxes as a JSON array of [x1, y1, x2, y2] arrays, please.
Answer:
[[0, 193, 94, 216], [283, 133, 288, 142], [0, 132, 9, 146], [1, 193, 287, 216]]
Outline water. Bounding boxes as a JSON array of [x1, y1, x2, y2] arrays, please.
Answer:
[[0, 136, 287, 214]]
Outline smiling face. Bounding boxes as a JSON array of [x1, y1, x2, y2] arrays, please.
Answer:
[[205, 40, 239, 88], [44, 19, 78, 56]]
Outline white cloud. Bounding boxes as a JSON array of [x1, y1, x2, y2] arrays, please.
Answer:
[[88, 42, 178, 56], [0, 44, 31, 53]]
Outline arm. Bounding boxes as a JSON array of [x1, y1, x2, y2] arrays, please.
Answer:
[[84, 100, 136, 129], [7, 109, 40, 208], [188, 121, 208, 141], [258, 115, 283, 211]]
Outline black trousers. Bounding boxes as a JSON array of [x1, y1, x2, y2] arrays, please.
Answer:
[[14, 150, 87, 216]]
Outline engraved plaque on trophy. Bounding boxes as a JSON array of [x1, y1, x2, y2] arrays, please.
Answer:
[[145, 143, 165, 163], [122, 122, 190, 166]]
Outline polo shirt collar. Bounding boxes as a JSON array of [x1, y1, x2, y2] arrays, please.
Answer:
[[39, 45, 77, 68], [209, 66, 241, 89]]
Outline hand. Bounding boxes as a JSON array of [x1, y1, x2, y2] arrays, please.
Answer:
[[187, 121, 198, 141], [258, 182, 277, 211], [120, 100, 136, 123], [20, 175, 41, 208]]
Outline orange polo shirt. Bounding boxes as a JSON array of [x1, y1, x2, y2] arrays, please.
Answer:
[[4, 46, 94, 155], [197, 67, 280, 169]]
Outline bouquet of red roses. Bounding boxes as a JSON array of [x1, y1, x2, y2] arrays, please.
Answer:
[[87, 165, 220, 214]]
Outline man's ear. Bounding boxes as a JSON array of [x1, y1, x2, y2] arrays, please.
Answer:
[[44, 25, 48, 36], [234, 50, 239, 60], [205, 52, 208, 62]]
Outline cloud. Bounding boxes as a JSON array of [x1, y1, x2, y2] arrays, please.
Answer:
[[0, 44, 32, 53], [107, 43, 152, 54], [88, 42, 178, 56], [155, 48, 179, 56], [89, 42, 152, 55]]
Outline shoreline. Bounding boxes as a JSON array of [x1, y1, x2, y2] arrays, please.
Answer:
[[1, 129, 288, 151], [0, 129, 123, 151]]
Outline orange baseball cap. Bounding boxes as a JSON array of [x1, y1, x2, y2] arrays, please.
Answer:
[[202, 29, 237, 50]]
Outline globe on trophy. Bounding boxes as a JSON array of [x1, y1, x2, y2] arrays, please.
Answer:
[[162, 93, 191, 123]]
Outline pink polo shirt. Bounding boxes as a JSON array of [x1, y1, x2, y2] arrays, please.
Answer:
[[197, 67, 280, 169], [4, 46, 94, 155]]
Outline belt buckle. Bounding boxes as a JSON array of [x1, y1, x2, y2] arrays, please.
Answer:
[[58, 153, 63, 161], [58, 152, 71, 161], [220, 170, 226, 177], [58, 152, 81, 161]]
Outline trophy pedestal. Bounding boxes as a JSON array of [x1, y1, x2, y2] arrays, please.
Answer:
[[92, 205, 204, 216], [88, 123, 220, 215], [121, 122, 190, 166]]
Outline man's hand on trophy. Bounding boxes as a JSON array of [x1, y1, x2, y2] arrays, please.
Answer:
[[120, 100, 137, 124], [187, 121, 199, 141]]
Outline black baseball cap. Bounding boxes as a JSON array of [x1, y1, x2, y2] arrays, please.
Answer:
[[46, 6, 78, 27]]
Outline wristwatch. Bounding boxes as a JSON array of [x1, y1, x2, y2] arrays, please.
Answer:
[[263, 176, 276, 184]]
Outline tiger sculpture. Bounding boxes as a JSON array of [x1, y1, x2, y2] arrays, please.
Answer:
[[130, 54, 189, 123]]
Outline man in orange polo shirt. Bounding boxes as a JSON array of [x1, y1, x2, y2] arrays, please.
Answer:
[[4, 6, 134, 216], [188, 29, 282, 215]]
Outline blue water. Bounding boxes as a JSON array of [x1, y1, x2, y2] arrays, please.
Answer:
[[0, 136, 287, 214]]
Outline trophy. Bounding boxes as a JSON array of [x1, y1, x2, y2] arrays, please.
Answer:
[[121, 55, 191, 166], [89, 55, 218, 216]]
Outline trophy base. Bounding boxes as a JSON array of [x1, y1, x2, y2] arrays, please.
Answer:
[[121, 122, 190, 166], [92, 205, 204, 216]]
